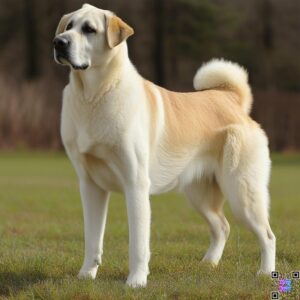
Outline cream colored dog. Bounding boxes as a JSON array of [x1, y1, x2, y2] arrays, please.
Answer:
[[53, 4, 276, 288]]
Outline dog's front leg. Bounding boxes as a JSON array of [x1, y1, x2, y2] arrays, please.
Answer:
[[77, 178, 110, 279], [125, 178, 151, 288]]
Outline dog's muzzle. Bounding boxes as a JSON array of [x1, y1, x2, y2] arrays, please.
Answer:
[[53, 36, 70, 61], [53, 37, 89, 70]]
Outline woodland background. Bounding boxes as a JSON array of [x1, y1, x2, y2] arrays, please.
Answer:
[[0, 0, 299, 150]]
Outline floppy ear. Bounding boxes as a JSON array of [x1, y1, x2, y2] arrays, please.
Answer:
[[55, 13, 73, 36], [106, 15, 134, 48]]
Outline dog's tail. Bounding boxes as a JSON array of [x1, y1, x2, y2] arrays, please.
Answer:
[[193, 59, 253, 114]]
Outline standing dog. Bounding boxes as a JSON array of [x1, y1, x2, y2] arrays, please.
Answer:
[[53, 4, 276, 287]]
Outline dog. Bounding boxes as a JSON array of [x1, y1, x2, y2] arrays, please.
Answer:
[[53, 4, 276, 288]]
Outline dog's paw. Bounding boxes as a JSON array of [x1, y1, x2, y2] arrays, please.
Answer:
[[201, 258, 218, 267], [77, 267, 98, 280], [126, 272, 147, 288]]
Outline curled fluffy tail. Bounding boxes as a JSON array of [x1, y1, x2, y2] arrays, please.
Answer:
[[193, 59, 253, 114]]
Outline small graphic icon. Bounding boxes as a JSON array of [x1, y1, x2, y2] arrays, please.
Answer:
[[271, 271, 299, 298], [271, 291, 279, 299], [279, 279, 292, 293]]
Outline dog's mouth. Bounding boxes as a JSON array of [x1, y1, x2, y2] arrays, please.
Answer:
[[55, 52, 89, 71], [71, 63, 89, 70]]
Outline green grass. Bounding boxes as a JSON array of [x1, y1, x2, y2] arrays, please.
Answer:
[[0, 152, 299, 299]]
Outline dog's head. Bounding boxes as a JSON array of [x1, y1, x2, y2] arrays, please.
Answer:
[[53, 4, 134, 70]]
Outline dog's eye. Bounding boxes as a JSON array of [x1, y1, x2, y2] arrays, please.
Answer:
[[82, 24, 96, 34], [66, 22, 73, 31]]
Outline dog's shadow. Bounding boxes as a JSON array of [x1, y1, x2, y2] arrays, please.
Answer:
[[0, 270, 50, 297], [0, 269, 127, 296]]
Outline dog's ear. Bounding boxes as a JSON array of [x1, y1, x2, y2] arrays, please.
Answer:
[[82, 3, 94, 10], [106, 15, 134, 48], [55, 13, 73, 36]]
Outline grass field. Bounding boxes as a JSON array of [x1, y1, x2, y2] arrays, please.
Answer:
[[0, 152, 299, 299]]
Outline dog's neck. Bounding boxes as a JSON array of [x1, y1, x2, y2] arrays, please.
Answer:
[[69, 44, 130, 103]]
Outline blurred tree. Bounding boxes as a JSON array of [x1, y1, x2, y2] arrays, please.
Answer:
[[24, 0, 39, 79], [0, 0, 300, 150], [261, 0, 274, 50], [154, 0, 166, 85], [166, 0, 240, 57], [162, 0, 242, 89], [0, 2, 20, 45]]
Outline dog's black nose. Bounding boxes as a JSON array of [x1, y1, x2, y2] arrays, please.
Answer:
[[53, 37, 70, 51]]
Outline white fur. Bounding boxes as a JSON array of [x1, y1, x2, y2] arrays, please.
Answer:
[[55, 4, 276, 288]]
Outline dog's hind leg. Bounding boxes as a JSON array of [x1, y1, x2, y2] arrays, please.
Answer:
[[184, 178, 230, 265], [219, 125, 276, 274]]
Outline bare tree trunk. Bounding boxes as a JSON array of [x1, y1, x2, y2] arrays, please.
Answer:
[[24, 0, 39, 80], [262, 0, 274, 50], [154, 0, 165, 85]]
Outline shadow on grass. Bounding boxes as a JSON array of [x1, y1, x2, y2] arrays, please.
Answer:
[[0, 270, 50, 297], [0, 269, 129, 296]]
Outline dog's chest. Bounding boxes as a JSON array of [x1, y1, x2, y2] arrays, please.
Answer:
[[72, 105, 121, 154], [66, 122, 123, 192]]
